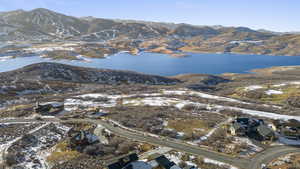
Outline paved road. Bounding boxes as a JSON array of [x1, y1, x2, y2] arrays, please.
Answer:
[[1, 118, 300, 169], [250, 145, 300, 169]]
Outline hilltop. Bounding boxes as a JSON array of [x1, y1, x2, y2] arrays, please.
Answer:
[[0, 62, 180, 85]]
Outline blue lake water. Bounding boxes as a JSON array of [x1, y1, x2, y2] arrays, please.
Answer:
[[1, 52, 300, 76]]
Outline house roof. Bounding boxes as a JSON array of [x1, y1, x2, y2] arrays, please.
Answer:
[[155, 155, 172, 167], [124, 161, 152, 169], [108, 153, 139, 169], [257, 125, 274, 137], [155, 155, 180, 169], [236, 118, 249, 125]]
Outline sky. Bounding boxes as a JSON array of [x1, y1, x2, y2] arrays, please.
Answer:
[[0, 0, 299, 32]]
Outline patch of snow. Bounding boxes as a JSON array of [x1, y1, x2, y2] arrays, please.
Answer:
[[273, 83, 287, 87], [24, 46, 75, 53], [76, 55, 92, 62], [163, 120, 168, 127], [290, 82, 300, 85], [0, 56, 14, 61], [177, 132, 185, 137], [64, 97, 117, 111], [265, 90, 283, 95], [273, 81, 300, 87], [162, 89, 250, 105], [244, 85, 263, 91], [204, 158, 238, 169], [230, 40, 262, 45], [165, 152, 183, 165], [214, 105, 300, 121]]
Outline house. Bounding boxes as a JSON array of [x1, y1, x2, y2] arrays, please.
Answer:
[[155, 155, 182, 169], [272, 119, 300, 140], [229, 117, 257, 136], [108, 153, 139, 169], [230, 117, 275, 141], [69, 130, 99, 147], [230, 122, 246, 136], [256, 125, 276, 141], [280, 127, 300, 140], [123, 161, 152, 169], [34, 101, 64, 114]]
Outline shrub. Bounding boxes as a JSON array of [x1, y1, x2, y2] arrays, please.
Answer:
[[5, 152, 19, 166]]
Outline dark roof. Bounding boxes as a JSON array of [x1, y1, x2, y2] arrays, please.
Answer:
[[108, 163, 123, 169], [236, 118, 249, 124], [108, 153, 139, 169], [257, 125, 274, 137], [155, 155, 177, 169], [155, 155, 172, 167]]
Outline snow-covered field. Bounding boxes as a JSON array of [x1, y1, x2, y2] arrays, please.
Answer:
[[65, 88, 275, 112], [124, 96, 299, 121], [162, 89, 251, 105], [64, 89, 299, 121]]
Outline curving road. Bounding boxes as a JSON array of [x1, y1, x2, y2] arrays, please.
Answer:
[[250, 145, 300, 169], [1, 118, 300, 169]]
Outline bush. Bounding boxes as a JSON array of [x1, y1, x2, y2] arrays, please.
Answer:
[[5, 152, 19, 166], [139, 144, 154, 152], [287, 96, 300, 108]]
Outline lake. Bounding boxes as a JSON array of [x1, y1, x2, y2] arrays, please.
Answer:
[[1, 52, 300, 76]]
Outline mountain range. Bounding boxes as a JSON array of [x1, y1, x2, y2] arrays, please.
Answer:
[[0, 8, 300, 56]]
